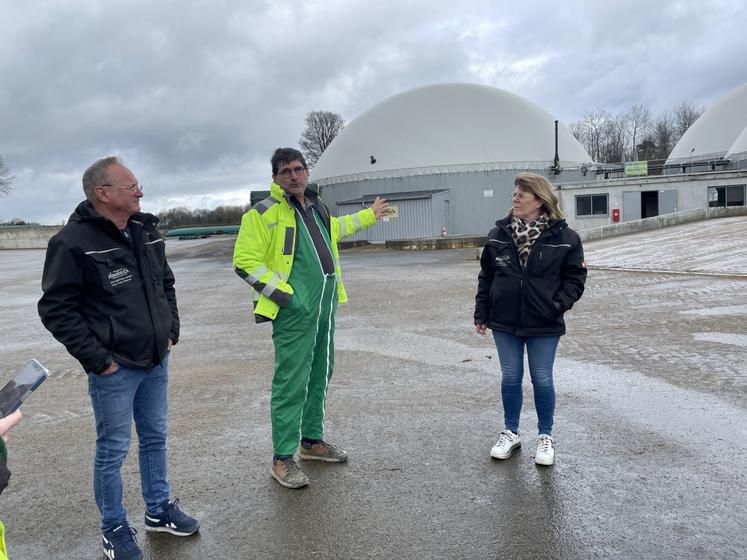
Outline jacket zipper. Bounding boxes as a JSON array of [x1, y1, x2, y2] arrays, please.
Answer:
[[505, 221, 558, 328]]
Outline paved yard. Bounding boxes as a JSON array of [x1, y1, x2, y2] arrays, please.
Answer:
[[0, 216, 745, 559]]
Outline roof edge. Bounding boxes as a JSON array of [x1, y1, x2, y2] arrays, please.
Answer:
[[314, 160, 591, 186]]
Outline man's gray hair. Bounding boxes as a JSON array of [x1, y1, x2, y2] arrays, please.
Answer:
[[82, 156, 121, 201]]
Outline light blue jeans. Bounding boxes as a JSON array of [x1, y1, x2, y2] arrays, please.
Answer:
[[87, 356, 170, 531], [492, 332, 560, 436]]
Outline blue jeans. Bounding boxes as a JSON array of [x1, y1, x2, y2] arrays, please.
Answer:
[[87, 356, 170, 531], [492, 331, 560, 436]]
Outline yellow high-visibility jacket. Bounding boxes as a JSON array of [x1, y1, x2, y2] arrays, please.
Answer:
[[1, 521, 7, 560], [233, 182, 377, 321]]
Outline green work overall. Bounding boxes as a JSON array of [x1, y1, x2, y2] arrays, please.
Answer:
[[271, 208, 338, 456]]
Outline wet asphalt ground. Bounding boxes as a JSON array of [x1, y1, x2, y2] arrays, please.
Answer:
[[0, 216, 745, 559]]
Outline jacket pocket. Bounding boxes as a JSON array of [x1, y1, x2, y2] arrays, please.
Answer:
[[488, 276, 521, 326], [525, 278, 562, 326], [487, 242, 516, 277], [532, 244, 570, 278], [86, 251, 139, 295]]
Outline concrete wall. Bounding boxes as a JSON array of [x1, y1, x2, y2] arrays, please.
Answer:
[[558, 169, 747, 230], [0, 226, 61, 249], [578, 205, 747, 242]]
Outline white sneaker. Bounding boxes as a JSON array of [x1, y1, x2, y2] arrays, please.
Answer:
[[535, 434, 555, 466], [490, 430, 521, 459]]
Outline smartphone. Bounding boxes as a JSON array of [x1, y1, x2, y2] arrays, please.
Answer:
[[0, 359, 49, 418]]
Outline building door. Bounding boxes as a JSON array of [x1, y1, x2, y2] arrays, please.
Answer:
[[641, 191, 659, 218], [622, 191, 641, 222], [659, 189, 678, 214], [443, 199, 451, 235]]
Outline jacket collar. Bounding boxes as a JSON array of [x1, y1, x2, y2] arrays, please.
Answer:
[[270, 181, 321, 206], [494, 213, 565, 237], [496, 213, 564, 227], [68, 200, 158, 230]]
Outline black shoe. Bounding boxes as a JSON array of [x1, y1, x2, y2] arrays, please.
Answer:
[[144, 498, 200, 536], [102, 522, 143, 560]]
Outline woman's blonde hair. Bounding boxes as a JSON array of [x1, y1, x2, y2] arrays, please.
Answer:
[[512, 172, 564, 220]]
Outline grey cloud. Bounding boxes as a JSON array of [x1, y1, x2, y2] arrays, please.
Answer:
[[1, 0, 746, 223]]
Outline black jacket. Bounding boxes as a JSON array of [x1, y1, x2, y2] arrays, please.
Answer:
[[474, 215, 587, 336], [38, 201, 179, 374]]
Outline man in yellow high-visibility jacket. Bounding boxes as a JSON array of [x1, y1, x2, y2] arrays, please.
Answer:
[[233, 147, 388, 489]]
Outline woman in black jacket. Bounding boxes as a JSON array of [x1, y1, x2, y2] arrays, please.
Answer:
[[475, 172, 586, 466]]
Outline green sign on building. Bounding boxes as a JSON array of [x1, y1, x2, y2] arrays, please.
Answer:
[[624, 161, 648, 177]]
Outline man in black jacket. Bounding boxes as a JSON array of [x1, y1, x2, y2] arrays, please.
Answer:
[[38, 156, 199, 560]]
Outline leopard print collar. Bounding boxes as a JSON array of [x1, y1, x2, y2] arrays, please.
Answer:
[[511, 214, 547, 267]]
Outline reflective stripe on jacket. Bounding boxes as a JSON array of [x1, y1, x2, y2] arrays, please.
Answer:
[[233, 182, 376, 322]]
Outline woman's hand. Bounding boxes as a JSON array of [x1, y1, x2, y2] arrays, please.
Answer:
[[0, 409, 22, 442], [475, 323, 488, 335]]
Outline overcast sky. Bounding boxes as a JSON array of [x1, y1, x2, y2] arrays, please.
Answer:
[[1, 0, 746, 224]]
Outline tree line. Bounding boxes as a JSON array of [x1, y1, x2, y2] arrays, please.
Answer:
[[568, 100, 704, 164], [155, 204, 250, 228]]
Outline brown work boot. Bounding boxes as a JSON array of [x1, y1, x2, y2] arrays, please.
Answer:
[[271, 457, 309, 489], [298, 440, 349, 463]]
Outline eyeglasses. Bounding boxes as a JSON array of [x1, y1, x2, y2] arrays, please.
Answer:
[[99, 184, 144, 193], [277, 166, 307, 178]]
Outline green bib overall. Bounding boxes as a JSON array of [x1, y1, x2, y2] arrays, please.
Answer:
[[271, 207, 338, 456]]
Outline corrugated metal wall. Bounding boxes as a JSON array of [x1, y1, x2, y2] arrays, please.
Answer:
[[324, 167, 579, 240], [430, 190, 449, 235], [338, 196, 436, 241]]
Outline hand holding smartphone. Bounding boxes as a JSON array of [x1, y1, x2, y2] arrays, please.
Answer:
[[0, 359, 49, 418]]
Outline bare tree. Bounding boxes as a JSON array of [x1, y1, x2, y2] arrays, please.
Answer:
[[636, 137, 658, 161], [299, 110, 344, 168], [602, 114, 627, 163], [626, 104, 651, 160], [0, 155, 13, 196], [652, 112, 676, 159], [580, 110, 611, 162], [567, 99, 705, 165], [673, 99, 704, 140], [568, 121, 587, 146]]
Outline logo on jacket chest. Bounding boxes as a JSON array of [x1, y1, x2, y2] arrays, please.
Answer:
[[108, 267, 133, 287], [494, 255, 511, 267]]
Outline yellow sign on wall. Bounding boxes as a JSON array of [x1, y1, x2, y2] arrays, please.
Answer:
[[383, 205, 398, 218]]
